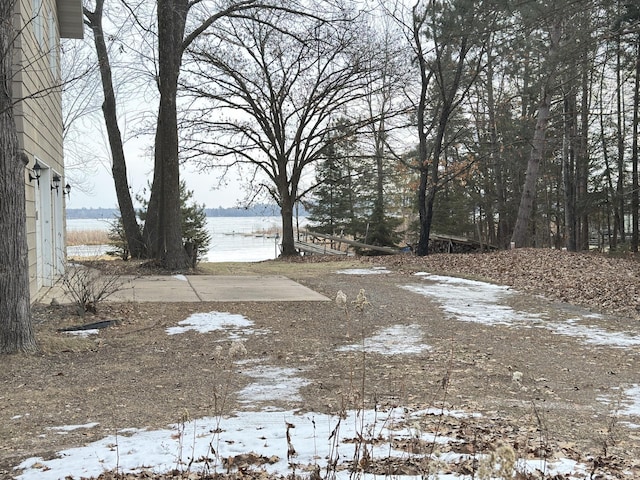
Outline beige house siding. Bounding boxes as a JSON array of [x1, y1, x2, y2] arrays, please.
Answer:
[[13, 0, 82, 301]]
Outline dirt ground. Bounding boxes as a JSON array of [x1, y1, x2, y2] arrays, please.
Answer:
[[2, 251, 640, 478]]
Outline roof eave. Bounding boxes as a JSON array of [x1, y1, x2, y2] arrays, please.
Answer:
[[56, 0, 83, 39]]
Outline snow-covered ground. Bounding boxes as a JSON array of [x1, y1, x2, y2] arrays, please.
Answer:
[[404, 273, 640, 348]]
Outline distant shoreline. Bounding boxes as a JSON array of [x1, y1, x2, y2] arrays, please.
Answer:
[[66, 204, 308, 220]]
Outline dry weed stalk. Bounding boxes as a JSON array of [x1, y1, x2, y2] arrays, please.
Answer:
[[476, 442, 517, 479], [149, 341, 248, 478], [332, 288, 371, 478], [588, 397, 621, 479], [530, 401, 551, 477], [335, 290, 350, 338], [204, 341, 247, 475]]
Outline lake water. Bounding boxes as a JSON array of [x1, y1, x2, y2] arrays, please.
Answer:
[[67, 216, 309, 262]]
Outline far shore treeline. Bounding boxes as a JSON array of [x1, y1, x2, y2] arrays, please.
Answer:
[[66, 204, 308, 220]]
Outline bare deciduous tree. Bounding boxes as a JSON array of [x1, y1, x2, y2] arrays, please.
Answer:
[[389, 0, 491, 255], [84, 0, 145, 258], [182, 6, 383, 255]]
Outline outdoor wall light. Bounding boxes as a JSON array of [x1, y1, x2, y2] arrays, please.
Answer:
[[64, 183, 71, 197], [51, 173, 61, 193], [29, 160, 42, 186]]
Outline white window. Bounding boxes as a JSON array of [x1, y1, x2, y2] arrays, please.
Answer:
[[48, 9, 58, 77], [32, 0, 44, 48]]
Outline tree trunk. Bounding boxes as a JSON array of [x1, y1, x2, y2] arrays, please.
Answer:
[[417, 106, 451, 256], [412, 3, 473, 256], [511, 24, 561, 248], [142, 134, 162, 259], [511, 88, 552, 248], [615, 34, 626, 245], [577, 56, 590, 250], [486, 54, 509, 248], [279, 188, 297, 257], [600, 97, 618, 250], [413, 6, 431, 257], [0, 1, 37, 354], [84, 1, 145, 258], [562, 91, 577, 252], [632, 36, 640, 253], [416, 169, 429, 256], [150, 0, 191, 269]]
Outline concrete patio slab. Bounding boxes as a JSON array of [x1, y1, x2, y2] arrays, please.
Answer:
[[187, 275, 329, 302], [110, 276, 202, 303], [37, 274, 330, 304]]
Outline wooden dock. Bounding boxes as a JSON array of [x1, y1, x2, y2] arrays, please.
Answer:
[[297, 230, 400, 256], [429, 233, 496, 253], [294, 229, 495, 256], [294, 240, 349, 256]]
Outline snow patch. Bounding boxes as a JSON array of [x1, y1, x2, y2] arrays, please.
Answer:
[[15, 407, 454, 480], [47, 423, 99, 434], [14, 407, 599, 480], [600, 384, 640, 426], [547, 318, 640, 348], [402, 275, 537, 326], [336, 267, 390, 275], [405, 274, 640, 349], [237, 365, 309, 406], [338, 324, 431, 355], [64, 329, 100, 338], [620, 385, 640, 417], [166, 311, 253, 336]]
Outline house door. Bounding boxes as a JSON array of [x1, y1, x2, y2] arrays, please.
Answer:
[[36, 164, 55, 287], [52, 171, 64, 276], [34, 170, 43, 290]]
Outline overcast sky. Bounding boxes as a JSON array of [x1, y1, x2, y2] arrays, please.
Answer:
[[63, 120, 256, 210], [65, 156, 246, 210]]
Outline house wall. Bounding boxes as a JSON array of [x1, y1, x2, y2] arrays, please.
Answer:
[[13, 0, 77, 301]]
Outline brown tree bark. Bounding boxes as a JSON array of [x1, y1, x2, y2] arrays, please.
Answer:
[[486, 52, 509, 248], [84, 1, 145, 258], [632, 36, 640, 253], [614, 34, 626, 246], [279, 187, 296, 256], [577, 59, 590, 250], [145, 0, 191, 269], [511, 24, 561, 248], [0, 0, 37, 354], [562, 91, 577, 252], [510, 88, 552, 248], [413, 6, 432, 257]]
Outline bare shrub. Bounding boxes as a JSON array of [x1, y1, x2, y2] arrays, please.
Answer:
[[60, 263, 125, 314]]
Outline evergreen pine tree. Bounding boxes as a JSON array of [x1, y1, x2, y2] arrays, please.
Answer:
[[307, 122, 367, 238], [109, 181, 210, 266]]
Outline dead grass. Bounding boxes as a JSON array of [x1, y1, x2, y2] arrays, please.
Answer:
[[33, 306, 103, 353], [36, 332, 98, 354], [197, 257, 361, 277], [66, 229, 110, 246]]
